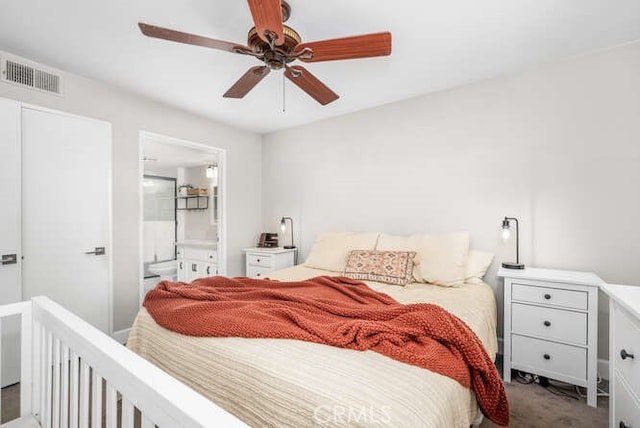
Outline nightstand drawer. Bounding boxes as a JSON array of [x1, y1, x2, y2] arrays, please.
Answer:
[[512, 283, 588, 310], [512, 303, 587, 345], [614, 308, 640, 398], [512, 335, 586, 382], [247, 266, 271, 278], [247, 254, 274, 268], [614, 375, 640, 428]]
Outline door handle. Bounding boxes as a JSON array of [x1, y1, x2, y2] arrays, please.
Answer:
[[1, 254, 17, 265], [84, 247, 106, 256]]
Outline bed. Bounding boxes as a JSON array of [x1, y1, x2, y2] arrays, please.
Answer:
[[128, 232, 503, 427]]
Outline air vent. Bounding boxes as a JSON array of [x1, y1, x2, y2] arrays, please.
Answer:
[[1, 56, 63, 95]]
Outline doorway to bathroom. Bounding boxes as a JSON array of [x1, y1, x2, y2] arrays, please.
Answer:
[[139, 131, 225, 304]]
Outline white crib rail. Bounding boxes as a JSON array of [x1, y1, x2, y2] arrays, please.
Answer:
[[1, 296, 246, 428]]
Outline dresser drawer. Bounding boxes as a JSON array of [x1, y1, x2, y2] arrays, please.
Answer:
[[247, 265, 272, 278], [247, 253, 274, 268], [512, 335, 586, 382], [614, 375, 640, 428], [614, 308, 640, 398], [512, 303, 587, 345], [512, 283, 588, 310]]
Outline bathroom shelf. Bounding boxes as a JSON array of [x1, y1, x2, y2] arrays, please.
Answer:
[[176, 195, 209, 211]]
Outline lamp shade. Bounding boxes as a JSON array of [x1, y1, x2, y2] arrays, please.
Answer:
[[501, 216, 524, 269], [280, 217, 295, 249]]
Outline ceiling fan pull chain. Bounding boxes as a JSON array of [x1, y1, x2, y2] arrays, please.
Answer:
[[282, 69, 286, 113]]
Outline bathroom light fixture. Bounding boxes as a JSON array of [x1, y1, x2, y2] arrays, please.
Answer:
[[280, 217, 295, 249], [206, 164, 218, 179], [501, 216, 524, 269]]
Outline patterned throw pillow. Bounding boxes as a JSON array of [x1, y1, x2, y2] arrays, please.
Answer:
[[343, 250, 417, 286]]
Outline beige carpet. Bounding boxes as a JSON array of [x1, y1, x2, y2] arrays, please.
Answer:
[[2, 379, 608, 427], [480, 377, 608, 427]]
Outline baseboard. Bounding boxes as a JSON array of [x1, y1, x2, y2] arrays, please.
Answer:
[[112, 328, 131, 345]]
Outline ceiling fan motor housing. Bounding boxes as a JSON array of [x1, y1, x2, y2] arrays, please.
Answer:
[[247, 25, 301, 69]]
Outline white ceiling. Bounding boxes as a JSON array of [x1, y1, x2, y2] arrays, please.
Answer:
[[1, 1, 639, 134]]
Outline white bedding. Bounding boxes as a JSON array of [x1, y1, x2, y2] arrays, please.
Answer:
[[127, 265, 498, 427]]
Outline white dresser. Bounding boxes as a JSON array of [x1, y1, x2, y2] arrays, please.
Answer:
[[177, 241, 217, 282], [244, 247, 296, 278], [601, 283, 640, 427], [499, 267, 603, 407]]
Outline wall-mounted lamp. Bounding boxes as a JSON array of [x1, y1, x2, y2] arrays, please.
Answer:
[[501, 216, 524, 269], [280, 217, 295, 249], [206, 164, 218, 179]]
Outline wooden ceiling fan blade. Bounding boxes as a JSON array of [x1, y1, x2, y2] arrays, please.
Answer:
[[247, 0, 285, 46], [293, 32, 392, 62], [223, 66, 271, 98], [138, 23, 248, 53], [284, 66, 339, 105]]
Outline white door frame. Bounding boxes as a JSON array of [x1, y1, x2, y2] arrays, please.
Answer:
[[138, 130, 227, 305], [20, 102, 113, 336]]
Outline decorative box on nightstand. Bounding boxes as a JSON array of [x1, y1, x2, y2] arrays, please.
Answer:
[[601, 283, 640, 427], [243, 247, 296, 278], [499, 267, 603, 407]]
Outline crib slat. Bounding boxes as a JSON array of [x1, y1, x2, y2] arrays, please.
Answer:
[[44, 331, 53, 428], [141, 415, 154, 428], [79, 361, 90, 428], [121, 398, 134, 428], [61, 344, 70, 428], [32, 321, 42, 422], [70, 352, 79, 428], [53, 337, 61, 428], [21, 304, 34, 419], [91, 370, 102, 428], [105, 383, 117, 428]]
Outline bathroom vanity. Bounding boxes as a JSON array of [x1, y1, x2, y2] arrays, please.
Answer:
[[176, 240, 218, 282]]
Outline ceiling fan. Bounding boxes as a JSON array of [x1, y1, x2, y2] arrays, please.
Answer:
[[138, 0, 391, 105]]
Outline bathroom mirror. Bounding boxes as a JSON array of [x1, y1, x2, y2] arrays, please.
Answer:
[[143, 175, 176, 276]]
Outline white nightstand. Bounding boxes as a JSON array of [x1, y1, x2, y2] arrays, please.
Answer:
[[499, 267, 603, 407], [243, 247, 296, 278], [601, 283, 640, 427]]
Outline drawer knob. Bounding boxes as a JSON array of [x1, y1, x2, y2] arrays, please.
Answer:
[[257, 258, 261, 262], [543, 320, 551, 327], [619, 422, 630, 428], [543, 354, 551, 360], [620, 349, 635, 360], [544, 293, 551, 300], [256, 273, 261, 277]]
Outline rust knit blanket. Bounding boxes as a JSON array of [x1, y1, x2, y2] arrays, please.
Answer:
[[143, 275, 509, 425]]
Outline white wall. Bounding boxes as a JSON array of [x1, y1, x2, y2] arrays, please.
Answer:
[[262, 41, 640, 362], [0, 53, 262, 332]]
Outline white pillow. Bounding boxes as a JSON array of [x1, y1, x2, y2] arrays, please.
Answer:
[[304, 232, 380, 272], [465, 250, 494, 284], [376, 232, 470, 287]]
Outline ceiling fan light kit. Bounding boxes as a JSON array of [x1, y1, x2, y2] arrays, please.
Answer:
[[138, 0, 392, 106]]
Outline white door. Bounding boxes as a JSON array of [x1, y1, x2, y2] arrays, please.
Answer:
[[21, 107, 111, 334], [0, 98, 22, 386]]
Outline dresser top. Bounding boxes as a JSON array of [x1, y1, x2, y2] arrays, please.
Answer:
[[497, 267, 604, 287], [243, 247, 297, 254], [601, 283, 640, 319], [176, 240, 217, 249]]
